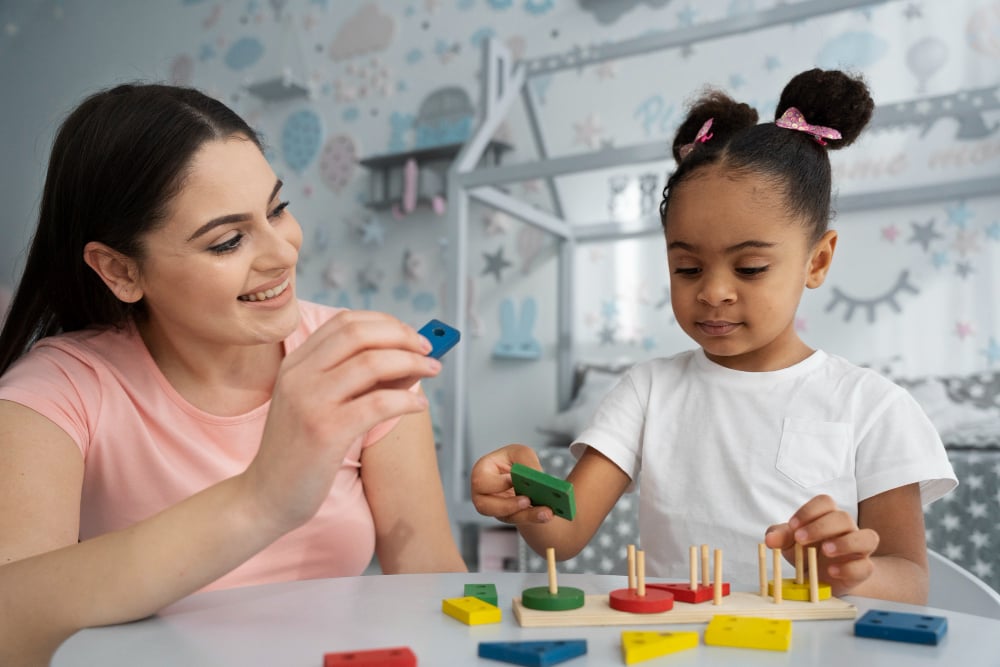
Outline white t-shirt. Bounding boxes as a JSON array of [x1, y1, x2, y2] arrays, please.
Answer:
[[570, 349, 957, 585]]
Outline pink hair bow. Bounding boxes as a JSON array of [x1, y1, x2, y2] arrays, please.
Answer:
[[678, 118, 714, 159], [775, 107, 842, 145]]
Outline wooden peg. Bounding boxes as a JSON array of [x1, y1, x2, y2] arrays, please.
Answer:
[[637, 550, 646, 597], [713, 549, 723, 605], [758, 543, 767, 597], [772, 547, 782, 604], [689, 545, 698, 591], [700, 544, 709, 586], [627, 544, 636, 590], [808, 546, 819, 603], [547, 547, 558, 595], [795, 543, 804, 585]]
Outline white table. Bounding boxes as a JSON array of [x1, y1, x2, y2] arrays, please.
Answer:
[[53, 572, 1000, 666]]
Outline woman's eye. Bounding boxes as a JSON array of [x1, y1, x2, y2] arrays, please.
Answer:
[[737, 266, 769, 276], [209, 233, 243, 254], [269, 200, 290, 219]]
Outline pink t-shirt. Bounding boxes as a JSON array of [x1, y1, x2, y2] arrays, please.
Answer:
[[0, 301, 399, 591]]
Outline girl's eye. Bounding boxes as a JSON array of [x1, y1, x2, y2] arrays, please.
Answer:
[[673, 267, 700, 276], [269, 200, 290, 219], [737, 266, 769, 276], [209, 233, 243, 255]]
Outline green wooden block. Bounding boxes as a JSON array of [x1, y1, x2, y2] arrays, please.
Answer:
[[465, 583, 498, 607], [510, 463, 576, 521]]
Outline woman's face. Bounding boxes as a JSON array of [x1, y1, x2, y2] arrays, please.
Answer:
[[132, 136, 303, 349]]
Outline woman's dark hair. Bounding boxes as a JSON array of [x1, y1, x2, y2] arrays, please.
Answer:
[[660, 68, 874, 243], [0, 83, 261, 375]]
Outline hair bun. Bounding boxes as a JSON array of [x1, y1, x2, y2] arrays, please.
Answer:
[[775, 68, 874, 149], [671, 89, 758, 162]]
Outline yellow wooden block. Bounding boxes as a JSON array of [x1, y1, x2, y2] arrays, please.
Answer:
[[768, 578, 832, 601], [621, 631, 698, 664], [704, 615, 791, 651], [441, 596, 502, 625]]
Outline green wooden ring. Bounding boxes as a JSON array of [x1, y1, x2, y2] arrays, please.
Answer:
[[520, 586, 586, 611]]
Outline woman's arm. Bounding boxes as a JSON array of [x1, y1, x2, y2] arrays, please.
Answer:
[[0, 401, 292, 666], [361, 398, 467, 574], [0, 311, 441, 665]]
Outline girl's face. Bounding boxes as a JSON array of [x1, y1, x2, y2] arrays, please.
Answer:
[[664, 164, 835, 372], [131, 136, 303, 350]]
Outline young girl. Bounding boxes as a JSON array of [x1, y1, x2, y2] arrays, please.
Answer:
[[471, 69, 956, 604], [0, 84, 465, 664]]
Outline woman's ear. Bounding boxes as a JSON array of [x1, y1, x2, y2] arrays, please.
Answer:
[[82, 241, 143, 303], [805, 229, 838, 289]]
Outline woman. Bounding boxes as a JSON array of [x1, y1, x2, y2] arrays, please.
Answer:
[[0, 83, 465, 665]]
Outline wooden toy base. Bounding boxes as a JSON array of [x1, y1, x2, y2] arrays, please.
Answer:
[[512, 591, 856, 627]]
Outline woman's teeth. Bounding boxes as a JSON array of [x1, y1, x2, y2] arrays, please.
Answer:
[[239, 278, 290, 302]]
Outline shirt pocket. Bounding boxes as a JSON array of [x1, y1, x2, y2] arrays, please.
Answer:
[[775, 418, 853, 489]]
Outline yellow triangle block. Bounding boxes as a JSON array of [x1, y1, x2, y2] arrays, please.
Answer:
[[441, 596, 502, 625], [621, 630, 698, 664], [704, 615, 792, 651]]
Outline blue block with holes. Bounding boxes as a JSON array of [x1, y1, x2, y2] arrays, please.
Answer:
[[854, 609, 947, 645], [418, 319, 460, 359], [478, 640, 587, 666]]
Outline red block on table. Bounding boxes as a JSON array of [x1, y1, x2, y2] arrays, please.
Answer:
[[608, 587, 674, 613], [324, 646, 417, 666], [647, 582, 730, 603]]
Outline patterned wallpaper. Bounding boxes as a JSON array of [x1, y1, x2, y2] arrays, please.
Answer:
[[0, 0, 998, 453]]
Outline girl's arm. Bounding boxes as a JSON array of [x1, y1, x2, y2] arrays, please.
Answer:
[[470, 444, 631, 560], [361, 400, 467, 574], [764, 484, 928, 603]]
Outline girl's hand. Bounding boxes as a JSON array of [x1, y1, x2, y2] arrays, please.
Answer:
[[470, 444, 555, 524], [764, 494, 880, 593], [243, 310, 441, 532]]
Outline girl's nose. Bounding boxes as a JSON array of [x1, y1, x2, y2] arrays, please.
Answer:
[[697, 274, 736, 306]]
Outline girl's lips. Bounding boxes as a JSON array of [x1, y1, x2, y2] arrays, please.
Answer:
[[697, 321, 740, 336]]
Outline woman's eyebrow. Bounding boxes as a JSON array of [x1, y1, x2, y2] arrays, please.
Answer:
[[186, 179, 283, 242]]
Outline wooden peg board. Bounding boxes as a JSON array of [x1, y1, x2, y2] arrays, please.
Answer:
[[512, 590, 856, 628]]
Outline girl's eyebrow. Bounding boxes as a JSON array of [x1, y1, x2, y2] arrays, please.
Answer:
[[667, 240, 777, 253], [186, 179, 283, 242]]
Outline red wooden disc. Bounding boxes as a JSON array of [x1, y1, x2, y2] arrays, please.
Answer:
[[608, 587, 674, 613]]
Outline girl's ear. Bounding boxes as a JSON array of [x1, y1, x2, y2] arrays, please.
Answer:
[[805, 230, 838, 289], [82, 241, 144, 303]]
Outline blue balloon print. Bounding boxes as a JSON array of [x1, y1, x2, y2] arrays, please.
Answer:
[[342, 107, 359, 122], [406, 48, 423, 64], [224, 37, 265, 71], [816, 31, 887, 70], [411, 292, 437, 312], [524, 0, 554, 15], [470, 28, 496, 47], [488, 0, 514, 8], [281, 109, 322, 174]]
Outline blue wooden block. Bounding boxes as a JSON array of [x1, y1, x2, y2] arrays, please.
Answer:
[[478, 639, 587, 666], [854, 609, 948, 645], [418, 319, 460, 359]]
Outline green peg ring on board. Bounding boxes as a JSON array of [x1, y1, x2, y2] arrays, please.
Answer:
[[520, 586, 586, 611]]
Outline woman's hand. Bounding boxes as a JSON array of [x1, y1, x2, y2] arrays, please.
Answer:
[[764, 494, 880, 593], [243, 310, 441, 532], [470, 444, 556, 524]]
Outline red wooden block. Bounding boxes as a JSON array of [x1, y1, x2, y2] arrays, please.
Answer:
[[647, 582, 730, 603], [323, 646, 417, 666], [608, 587, 674, 613]]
